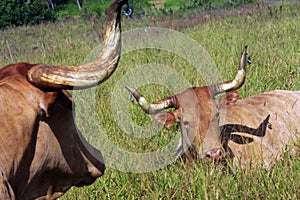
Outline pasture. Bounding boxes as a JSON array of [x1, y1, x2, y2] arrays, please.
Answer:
[[0, 2, 299, 199]]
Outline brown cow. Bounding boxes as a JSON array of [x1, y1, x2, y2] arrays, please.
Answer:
[[126, 46, 300, 169], [206, 88, 300, 169], [0, 0, 130, 199]]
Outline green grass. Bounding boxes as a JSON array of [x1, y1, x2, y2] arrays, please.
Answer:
[[165, 0, 186, 10], [0, 3, 299, 200], [53, 0, 253, 21]]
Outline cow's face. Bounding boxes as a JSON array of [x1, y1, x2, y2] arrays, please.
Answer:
[[152, 87, 239, 163], [200, 91, 240, 161], [126, 45, 249, 165], [26, 90, 105, 199]]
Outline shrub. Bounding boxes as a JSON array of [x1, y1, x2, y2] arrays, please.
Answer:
[[0, 0, 56, 29]]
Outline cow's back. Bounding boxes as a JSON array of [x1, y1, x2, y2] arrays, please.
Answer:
[[219, 90, 300, 168]]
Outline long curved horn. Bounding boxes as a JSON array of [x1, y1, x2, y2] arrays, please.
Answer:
[[27, 0, 128, 89], [210, 45, 248, 97], [125, 85, 178, 114]]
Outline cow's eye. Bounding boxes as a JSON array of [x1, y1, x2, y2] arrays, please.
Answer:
[[183, 121, 192, 127]]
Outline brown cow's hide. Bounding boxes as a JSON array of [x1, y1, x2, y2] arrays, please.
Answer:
[[218, 90, 300, 169]]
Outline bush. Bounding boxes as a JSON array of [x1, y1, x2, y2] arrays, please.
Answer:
[[0, 0, 56, 29]]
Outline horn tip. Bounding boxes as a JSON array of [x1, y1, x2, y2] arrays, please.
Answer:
[[243, 45, 248, 54], [125, 85, 142, 99], [125, 85, 133, 93]]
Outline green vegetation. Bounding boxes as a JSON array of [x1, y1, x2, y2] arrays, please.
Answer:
[[0, 0, 56, 28], [0, 2, 299, 200], [55, 0, 254, 19], [0, 0, 254, 28]]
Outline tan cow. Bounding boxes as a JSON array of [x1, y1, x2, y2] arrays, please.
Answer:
[[0, 0, 131, 199], [126, 46, 300, 169], [208, 87, 300, 169]]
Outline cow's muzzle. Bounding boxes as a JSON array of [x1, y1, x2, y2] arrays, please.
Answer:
[[205, 148, 224, 161]]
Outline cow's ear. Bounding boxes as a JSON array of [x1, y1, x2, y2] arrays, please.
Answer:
[[219, 91, 239, 108], [153, 112, 176, 129]]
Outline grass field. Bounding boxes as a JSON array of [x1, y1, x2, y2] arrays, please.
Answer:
[[0, 2, 299, 200]]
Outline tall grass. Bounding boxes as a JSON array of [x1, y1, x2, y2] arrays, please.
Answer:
[[0, 3, 299, 199]]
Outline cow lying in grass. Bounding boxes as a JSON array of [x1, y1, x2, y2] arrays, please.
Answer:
[[126, 46, 299, 169]]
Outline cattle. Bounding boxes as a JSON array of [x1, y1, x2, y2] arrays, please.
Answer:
[[0, 0, 130, 199], [126, 46, 300, 169]]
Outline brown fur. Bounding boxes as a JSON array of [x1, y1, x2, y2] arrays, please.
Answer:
[[138, 82, 300, 170], [0, 63, 105, 199], [216, 90, 300, 169], [151, 87, 233, 165], [0, 0, 129, 197], [156, 87, 300, 169]]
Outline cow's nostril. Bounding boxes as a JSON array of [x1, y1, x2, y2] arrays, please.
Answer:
[[205, 148, 223, 160], [206, 152, 211, 159], [217, 149, 222, 157]]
